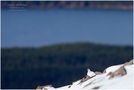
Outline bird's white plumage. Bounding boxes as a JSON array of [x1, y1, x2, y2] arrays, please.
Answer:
[[87, 69, 96, 77]]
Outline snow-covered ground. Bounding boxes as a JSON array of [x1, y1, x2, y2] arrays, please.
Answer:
[[37, 60, 134, 90]]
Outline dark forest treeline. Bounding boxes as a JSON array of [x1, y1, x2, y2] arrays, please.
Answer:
[[2, 43, 133, 89], [1, 1, 133, 10]]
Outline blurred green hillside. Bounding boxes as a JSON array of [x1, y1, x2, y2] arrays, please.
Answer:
[[1, 42, 133, 89]]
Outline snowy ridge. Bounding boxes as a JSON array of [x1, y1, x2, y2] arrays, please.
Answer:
[[36, 59, 134, 90]]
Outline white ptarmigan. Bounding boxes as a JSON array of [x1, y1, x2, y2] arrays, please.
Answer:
[[87, 69, 96, 77]]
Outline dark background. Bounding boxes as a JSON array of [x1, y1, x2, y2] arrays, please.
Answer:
[[2, 43, 133, 89]]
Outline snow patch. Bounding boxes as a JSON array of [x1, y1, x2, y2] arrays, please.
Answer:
[[36, 59, 134, 90]]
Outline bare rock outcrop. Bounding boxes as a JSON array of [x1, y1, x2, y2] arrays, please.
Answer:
[[107, 66, 127, 79], [79, 69, 96, 84], [124, 60, 133, 66], [79, 75, 92, 84], [107, 59, 133, 79]]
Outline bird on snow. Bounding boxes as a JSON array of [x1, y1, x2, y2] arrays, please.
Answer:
[[87, 68, 96, 77]]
